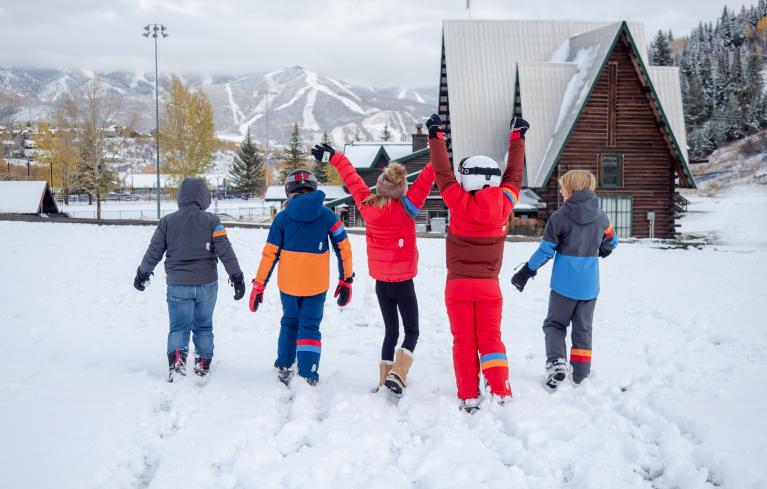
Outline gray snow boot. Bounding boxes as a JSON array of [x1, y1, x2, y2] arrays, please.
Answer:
[[545, 359, 568, 390]]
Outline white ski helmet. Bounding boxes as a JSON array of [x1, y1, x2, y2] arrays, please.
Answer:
[[457, 155, 502, 192]]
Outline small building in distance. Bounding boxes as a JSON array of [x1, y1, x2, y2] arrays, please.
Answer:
[[440, 20, 696, 238], [0, 181, 61, 215]]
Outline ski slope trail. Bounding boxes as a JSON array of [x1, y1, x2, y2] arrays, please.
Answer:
[[1, 189, 765, 489]]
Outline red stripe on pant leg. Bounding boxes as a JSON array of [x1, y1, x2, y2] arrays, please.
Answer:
[[296, 339, 321, 347], [570, 354, 591, 363]]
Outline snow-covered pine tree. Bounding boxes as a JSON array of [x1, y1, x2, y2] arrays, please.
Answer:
[[313, 130, 332, 183], [381, 123, 393, 141], [280, 123, 306, 181], [229, 127, 265, 198], [651, 30, 674, 66]]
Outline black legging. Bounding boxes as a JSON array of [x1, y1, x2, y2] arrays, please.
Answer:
[[376, 279, 419, 361]]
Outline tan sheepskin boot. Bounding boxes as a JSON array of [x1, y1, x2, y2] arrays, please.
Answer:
[[384, 348, 413, 396], [377, 361, 393, 391]]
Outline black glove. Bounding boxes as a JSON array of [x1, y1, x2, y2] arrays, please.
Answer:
[[598, 246, 612, 258], [510, 117, 530, 140], [311, 143, 335, 163], [334, 274, 354, 307], [511, 263, 536, 292], [425, 114, 442, 138], [229, 272, 246, 300], [133, 268, 152, 291]]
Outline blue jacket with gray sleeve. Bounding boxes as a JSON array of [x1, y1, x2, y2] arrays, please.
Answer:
[[527, 189, 618, 300]]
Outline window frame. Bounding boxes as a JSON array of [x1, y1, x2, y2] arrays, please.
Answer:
[[599, 153, 623, 189]]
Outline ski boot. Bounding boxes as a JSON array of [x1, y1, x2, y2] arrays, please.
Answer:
[[194, 355, 212, 377], [544, 359, 568, 391], [459, 398, 481, 415], [167, 349, 188, 382], [276, 366, 295, 386]]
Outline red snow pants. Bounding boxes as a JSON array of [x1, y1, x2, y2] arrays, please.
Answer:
[[445, 278, 512, 400]]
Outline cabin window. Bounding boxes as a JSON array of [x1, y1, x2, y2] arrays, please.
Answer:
[[599, 196, 632, 239], [600, 154, 622, 188]]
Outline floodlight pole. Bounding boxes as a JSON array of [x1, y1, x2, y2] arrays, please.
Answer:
[[143, 23, 168, 219]]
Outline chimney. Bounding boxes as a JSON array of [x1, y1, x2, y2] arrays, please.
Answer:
[[412, 123, 428, 152]]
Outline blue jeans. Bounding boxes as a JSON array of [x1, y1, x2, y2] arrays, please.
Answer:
[[166, 281, 218, 358], [275, 291, 326, 381]]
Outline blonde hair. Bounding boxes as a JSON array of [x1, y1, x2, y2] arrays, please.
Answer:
[[559, 170, 596, 193], [362, 194, 392, 208]]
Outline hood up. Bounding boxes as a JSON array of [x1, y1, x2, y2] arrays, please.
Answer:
[[286, 190, 326, 222], [177, 178, 211, 210]]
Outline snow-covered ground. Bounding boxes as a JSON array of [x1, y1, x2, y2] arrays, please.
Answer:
[[2, 187, 766, 489]]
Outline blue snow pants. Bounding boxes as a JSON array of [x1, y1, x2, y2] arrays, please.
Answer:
[[275, 291, 326, 382]]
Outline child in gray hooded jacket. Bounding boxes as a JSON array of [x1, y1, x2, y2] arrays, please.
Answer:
[[134, 178, 245, 381], [511, 170, 618, 389]]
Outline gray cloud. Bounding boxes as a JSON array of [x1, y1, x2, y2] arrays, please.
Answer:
[[0, 0, 748, 87]]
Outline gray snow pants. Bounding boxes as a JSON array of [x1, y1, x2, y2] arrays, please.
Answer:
[[542, 290, 596, 383]]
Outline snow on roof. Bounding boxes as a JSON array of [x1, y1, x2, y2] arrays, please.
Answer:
[[442, 20, 651, 186], [264, 185, 349, 202], [517, 62, 577, 186], [342, 142, 413, 169], [0, 181, 59, 214], [530, 22, 622, 187], [648, 66, 689, 160]]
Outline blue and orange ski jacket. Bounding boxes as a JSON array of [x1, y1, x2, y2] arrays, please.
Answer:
[[254, 190, 353, 297]]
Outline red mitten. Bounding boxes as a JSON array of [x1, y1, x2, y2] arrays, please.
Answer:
[[249, 280, 265, 312]]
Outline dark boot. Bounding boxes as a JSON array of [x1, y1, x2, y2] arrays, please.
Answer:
[[194, 355, 212, 377], [545, 359, 568, 390], [167, 349, 188, 382], [276, 366, 294, 386]]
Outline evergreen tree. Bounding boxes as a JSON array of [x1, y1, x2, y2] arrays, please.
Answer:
[[729, 47, 747, 106], [684, 72, 707, 127], [381, 123, 393, 141], [313, 131, 332, 183], [229, 127, 265, 197], [744, 45, 764, 108], [353, 126, 363, 142], [280, 123, 306, 181], [699, 54, 715, 117], [722, 93, 745, 139], [651, 30, 674, 65], [713, 53, 729, 108]]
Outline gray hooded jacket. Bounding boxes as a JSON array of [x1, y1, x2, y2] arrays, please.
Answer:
[[138, 178, 242, 285]]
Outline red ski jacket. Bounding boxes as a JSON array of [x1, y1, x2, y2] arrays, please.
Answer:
[[430, 132, 524, 279], [331, 152, 435, 282]]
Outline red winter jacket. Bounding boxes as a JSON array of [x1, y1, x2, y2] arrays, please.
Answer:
[[330, 153, 435, 282], [430, 132, 524, 280]]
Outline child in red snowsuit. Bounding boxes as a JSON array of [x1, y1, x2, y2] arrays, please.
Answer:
[[426, 114, 528, 410], [312, 143, 435, 395]]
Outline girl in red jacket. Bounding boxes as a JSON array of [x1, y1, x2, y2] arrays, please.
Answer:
[[312, 143, 435, 396], [425, 114, 528, 413]]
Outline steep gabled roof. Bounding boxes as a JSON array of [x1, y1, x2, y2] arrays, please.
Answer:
[[442, 19, 648, 171], [441, 19, 695, 189], [0, 181, 60, 214]]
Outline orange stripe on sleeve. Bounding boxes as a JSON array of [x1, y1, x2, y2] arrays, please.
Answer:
[[255, 242, 279, 285]]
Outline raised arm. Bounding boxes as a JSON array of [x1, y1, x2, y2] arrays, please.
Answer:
[[402, 162, 435, 219], [500, 118, 529, 207], [312, 143, 373, 206]]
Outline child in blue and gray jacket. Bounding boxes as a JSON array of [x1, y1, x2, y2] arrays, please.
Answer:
[[511, 170, 618, 389], [134, 178, 245, 382]]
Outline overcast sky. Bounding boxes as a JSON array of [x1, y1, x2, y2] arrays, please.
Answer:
[[0, 0, 751, 87]]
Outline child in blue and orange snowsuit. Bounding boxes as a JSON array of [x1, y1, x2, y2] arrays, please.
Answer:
[[426, 114, 528, 411], [248, 169, 354, 385]]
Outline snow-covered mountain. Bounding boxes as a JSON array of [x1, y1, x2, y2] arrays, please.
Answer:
[[0, 66, 436, 147]]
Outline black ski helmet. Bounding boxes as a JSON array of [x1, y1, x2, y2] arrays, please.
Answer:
[[284, 168, 318, 197]]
